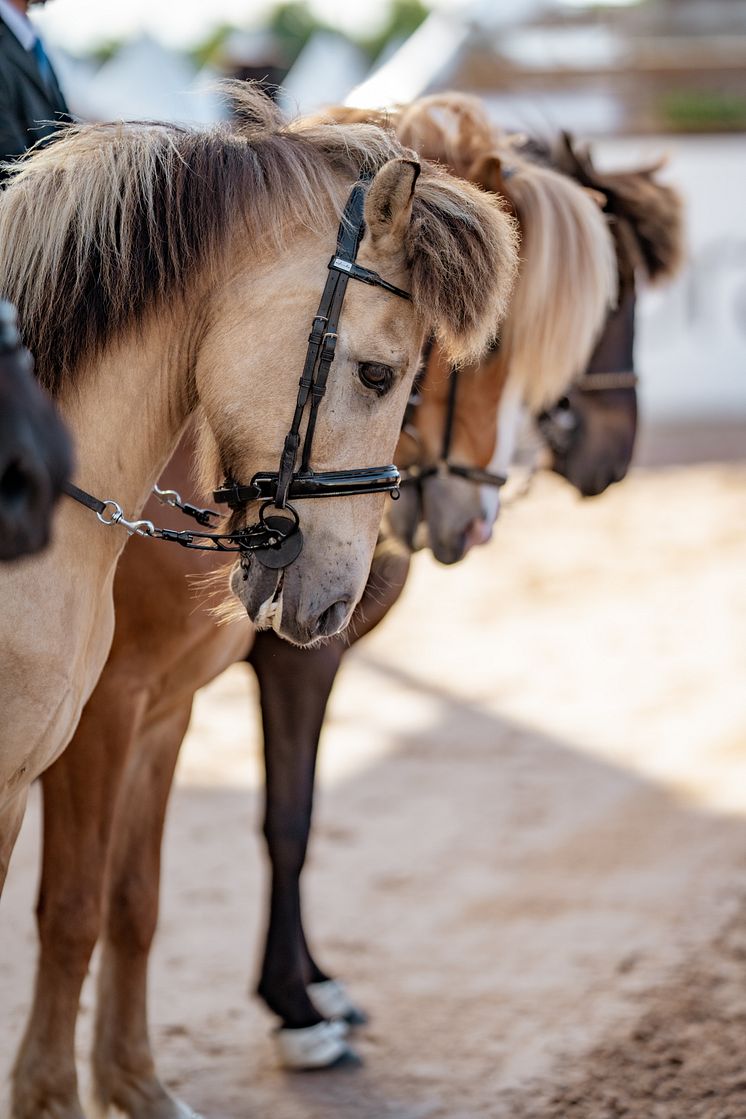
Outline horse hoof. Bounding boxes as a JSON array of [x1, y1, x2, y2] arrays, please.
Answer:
[[171, 1102, 205, 1119], [274, 1020, 361, 1070], [88, 1088, 204, 1119], [307, 980, 369, 1027]]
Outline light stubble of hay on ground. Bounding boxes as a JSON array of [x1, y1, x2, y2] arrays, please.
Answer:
[[1, 431, 746, 1118]]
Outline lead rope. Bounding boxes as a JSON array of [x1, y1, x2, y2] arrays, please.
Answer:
[[60, 479, 295, 552]]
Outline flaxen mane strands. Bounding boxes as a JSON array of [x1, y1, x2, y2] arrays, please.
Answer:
[[0, 83, 517, 395], [380, 93, 618, 410]]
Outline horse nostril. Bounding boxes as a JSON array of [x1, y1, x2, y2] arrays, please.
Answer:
[[315, 599, 351, 639], [0, 457, 38, 510]]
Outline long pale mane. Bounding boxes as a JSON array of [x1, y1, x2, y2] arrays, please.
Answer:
[[0, 84, 517, 394], [326, 95, 616, 410], [391, 94, 617, 411]]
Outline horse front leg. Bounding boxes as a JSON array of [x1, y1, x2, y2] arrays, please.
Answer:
[[249, 629, 359, 1070], [10, 679, 147, 1119], [91, 696, 200, 1119], [249, 545, 410, 1070]]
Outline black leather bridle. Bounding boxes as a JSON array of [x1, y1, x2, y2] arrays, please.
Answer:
[[63, 174, 412, 569]]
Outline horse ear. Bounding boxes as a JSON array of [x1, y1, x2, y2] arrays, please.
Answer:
[[468, 153, 505, 194], [584, 186, 607, 209], [364, 158, 420, 245]]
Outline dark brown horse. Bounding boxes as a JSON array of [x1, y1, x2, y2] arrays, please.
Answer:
[[534, 133, 684, 496], [0, 300, 72, 560]]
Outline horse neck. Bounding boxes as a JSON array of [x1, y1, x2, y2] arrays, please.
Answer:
[[62, 308, 196, 546]]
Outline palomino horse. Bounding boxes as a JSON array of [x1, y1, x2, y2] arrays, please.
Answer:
[[324, 94, 618, 561], [5, 98, 519, 1119], [532, 132, 684, 495], [10, 98, 616, 1115], [0, 85, 517, 890], [0, 300, 72, 561]]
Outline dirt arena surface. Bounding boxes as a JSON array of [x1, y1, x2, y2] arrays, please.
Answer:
[[2, 426, 746, 1118]]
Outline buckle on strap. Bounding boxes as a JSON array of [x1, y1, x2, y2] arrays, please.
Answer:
[[212, 479, 262, 509]]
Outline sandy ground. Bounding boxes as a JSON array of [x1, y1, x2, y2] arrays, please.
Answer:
[[2, 427, 746, 1118]]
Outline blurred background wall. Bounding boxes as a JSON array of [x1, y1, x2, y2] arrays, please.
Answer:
[[32, 0, 746, 423]]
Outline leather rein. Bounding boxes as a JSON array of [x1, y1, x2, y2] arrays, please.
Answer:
[[62, 174, 411, 570]]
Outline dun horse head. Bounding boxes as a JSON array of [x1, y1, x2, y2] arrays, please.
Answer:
[[0, 86, 517, 643]]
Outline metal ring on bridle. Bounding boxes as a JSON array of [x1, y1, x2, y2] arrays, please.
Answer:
[[258, 500, 300, 537], [95, 499, 123, 526]]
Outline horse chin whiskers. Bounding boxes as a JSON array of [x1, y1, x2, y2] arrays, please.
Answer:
[[253, 576, 283, 631], [413, 522, 430, 552]]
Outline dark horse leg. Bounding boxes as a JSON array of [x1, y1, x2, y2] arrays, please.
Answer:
[[249, 543, 411, 1068]]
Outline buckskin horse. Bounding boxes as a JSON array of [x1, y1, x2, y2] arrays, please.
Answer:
[[0, 299, 72, 561], [4, 92, 519, 1118], [7, 94, 618, 1116], [0, 83, 517, 899]]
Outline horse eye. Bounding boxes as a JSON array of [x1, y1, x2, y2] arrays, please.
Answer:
[[358, 362, 394, 395]]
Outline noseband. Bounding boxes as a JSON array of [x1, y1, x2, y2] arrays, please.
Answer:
[[63, 174, 411, 569]]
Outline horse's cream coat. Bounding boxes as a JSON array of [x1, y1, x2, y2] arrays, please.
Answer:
[[0, 169, 450, 881], [4, 107, 520, 1119], [0, 324, 188, 866]]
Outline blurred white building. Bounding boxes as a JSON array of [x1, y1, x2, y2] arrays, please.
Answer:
[[279, 32, 369, 116], [54, 36, 225, 124]]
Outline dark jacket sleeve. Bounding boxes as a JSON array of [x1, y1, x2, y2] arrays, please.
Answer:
[[0, 67, 31, 182]]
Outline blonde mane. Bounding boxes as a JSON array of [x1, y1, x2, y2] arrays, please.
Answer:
[[391, 94, 617, 411], [0, 84, 517, 395]]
